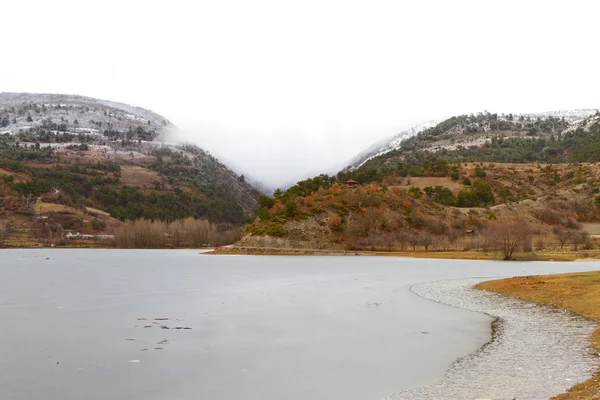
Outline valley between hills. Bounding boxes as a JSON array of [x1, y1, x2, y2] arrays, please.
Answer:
[[2, 93, 600, 262], [3, 93, 600, 399]]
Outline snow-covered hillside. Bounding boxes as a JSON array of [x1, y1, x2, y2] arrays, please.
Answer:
[[344, 110, 599, 170], [0, 92, 174, 138], [343, 121, 439, 171], [0, 92, 264, 214]]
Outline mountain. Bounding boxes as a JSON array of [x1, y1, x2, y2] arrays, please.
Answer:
[[222, 108, 600, 258], [0, 93, 261, 247], [343, 120, 439, 171], [344, 110, 598, 171], [0, 92, 174, 138]]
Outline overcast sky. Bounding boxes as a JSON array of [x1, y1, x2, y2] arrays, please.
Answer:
[[2, 0, 599, 188]]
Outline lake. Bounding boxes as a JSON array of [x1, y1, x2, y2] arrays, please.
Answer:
[[1, 250, 598, 400]]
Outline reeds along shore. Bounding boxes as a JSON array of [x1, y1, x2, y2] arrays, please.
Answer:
[[113, 218, 240, 248]]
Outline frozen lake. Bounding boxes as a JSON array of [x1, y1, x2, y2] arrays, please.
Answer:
[[0, 250, 598, 399]]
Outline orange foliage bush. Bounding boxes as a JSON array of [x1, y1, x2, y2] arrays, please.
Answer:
[[328, 215, 344, 232], [367, 182, 379, 192], [269, 200, 285, 216]]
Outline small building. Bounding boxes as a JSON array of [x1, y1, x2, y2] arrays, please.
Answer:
[[465, 229, 475, 235], [345, 179, 360, 186], [65, 232, 115, 240]]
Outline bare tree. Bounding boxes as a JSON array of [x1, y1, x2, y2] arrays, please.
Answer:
[[393, 232, 408, 251], [0, 219, 9, 246], [485, 218, 532, 260], [418, 232, 434, 251], [553, 225, 570, 249], [113, 218, 231, 249], [571, 230, 592, 251], [408, 235, 419, 251], [535, 238, 545, 251]]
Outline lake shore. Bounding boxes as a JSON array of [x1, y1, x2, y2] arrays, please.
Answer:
[[388, 278, 599, 399], [209, 245, 593, 262], [478, 272, 600, 399], [4, 240, 599, 263]]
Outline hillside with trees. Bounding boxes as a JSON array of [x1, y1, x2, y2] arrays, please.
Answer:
[[345, 109, 599, 170], [0, 93, 261, 248], [226, 114, 600, 259]]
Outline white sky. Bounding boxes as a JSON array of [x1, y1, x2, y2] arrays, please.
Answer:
[[2, 0, 599, 188]]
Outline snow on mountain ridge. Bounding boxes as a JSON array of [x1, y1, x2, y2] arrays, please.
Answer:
[[344, 120, 439, 171], [345, 109, 599, 171], [0, 92, 175, 138]]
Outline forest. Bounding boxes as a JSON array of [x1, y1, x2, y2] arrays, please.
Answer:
[[0, 136, 249, 225]]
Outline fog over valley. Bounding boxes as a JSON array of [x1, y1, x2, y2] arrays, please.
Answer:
[[3, 0, 600, 187]]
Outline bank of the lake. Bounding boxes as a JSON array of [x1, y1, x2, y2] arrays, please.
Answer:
[[478, 271, 600, 399], [388, 278, 598, 399], [6, 241, 599, 262], [211, 245, 593, 262]]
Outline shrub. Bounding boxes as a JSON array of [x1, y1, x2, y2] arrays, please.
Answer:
[[534, 208, 561, 225], [311, 205, 325, 214], [565, 217, 581, 230], [535, 238, 544, 251], [284, 201, 298, 217], [457, 181, 494, 207], [265, 222, 285, 237], [572, 230, 593, 251], [91, 218, 107, 230], [474, 167, 487, 178], [328, 215, 344, 232]]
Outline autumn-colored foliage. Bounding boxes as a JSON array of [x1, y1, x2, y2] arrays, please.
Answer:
[[367, 182, 379, 192], [245, 161, 600, 256], [269, 200, 285, 216], [328, 215, 343, 232]]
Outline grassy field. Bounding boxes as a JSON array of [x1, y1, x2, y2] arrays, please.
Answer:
[[33, 202, 80, 214], [477, 271, 600, 399]]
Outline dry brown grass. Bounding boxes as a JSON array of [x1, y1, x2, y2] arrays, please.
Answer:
[[213, 247, 581, 261], [582, 223, 600, 237], [0, 167, 30, 182], [120, 165, 161, 187], [477, 271, 600, 399], [84, 206, 110, 217], [33, 202, 79, 214], [400, 176, 464, 191]]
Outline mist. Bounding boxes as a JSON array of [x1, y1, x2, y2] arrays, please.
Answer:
[[169, 121, 420, 189], [3, 0, 600, 188]]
